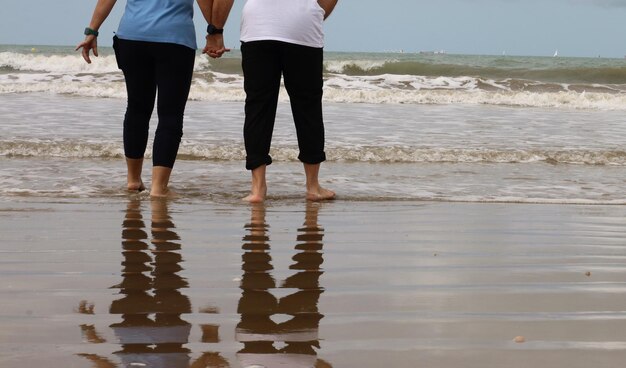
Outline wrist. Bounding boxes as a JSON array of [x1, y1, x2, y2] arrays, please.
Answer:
[[84, 27, 99, 37], [206, 24, 224, 35]]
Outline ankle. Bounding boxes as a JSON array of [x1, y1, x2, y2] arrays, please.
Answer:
[[150, 186, 172, 198], [127, 179, 144, 191], [150, 181, 167, 194], [306, 182, 321, 193], [252, 181, 267, 193]]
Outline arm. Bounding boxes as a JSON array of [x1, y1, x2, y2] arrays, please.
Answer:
[[318, 0, 338, 20], [75, 0, 117, 64], [196, 0, 214, 26], [199, 0, 234, 58], [211, 0, 234, 29]]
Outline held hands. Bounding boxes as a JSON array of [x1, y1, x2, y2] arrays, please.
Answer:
[[76, 34, 229, 62], [203, 34, 230, 58], [76, 35, 98, 64]]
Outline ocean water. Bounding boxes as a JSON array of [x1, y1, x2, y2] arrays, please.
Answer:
[[1, 44, 626, 204]]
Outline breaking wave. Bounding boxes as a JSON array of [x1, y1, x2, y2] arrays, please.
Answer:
[[3, 50, 626, 110], [3, 140, 626, 165]]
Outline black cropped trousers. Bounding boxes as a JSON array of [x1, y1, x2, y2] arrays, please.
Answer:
[[113, 36, 195, 168], [241, 40, 327, 171]]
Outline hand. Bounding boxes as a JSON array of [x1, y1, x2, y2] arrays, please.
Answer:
[[75, 35, 98, 64], [203, 34, 230, 59]]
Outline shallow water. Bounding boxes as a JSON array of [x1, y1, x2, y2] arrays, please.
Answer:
[[1, 93, 626, 204]]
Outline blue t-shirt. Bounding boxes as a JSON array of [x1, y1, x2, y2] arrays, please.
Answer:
[[116, 0, 197, 50]]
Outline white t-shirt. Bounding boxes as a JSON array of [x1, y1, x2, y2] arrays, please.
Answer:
[[240, 0, 326, 48]]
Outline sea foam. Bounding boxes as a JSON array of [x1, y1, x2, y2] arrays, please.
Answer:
[[3, 139, 626, 166], [3, 51, 626, 110]]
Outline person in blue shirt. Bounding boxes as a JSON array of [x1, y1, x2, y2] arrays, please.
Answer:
[[77, 0, 233, 197]]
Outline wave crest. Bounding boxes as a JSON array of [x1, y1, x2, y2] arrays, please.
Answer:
[[324, 59, 626, 84], [3, 140, 626, 165], [4, 51, 626, 110]]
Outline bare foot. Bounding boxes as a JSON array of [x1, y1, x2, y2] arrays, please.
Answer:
[[150, 187, 176, 198], [243, 194, 263, 203], [306, 187, 336, 201], [244, 166, 267, 203], [127, 181, 145, 192], [243, 187, 266, 203]]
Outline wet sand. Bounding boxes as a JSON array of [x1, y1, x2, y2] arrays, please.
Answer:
[[1, 198, 626, 368]]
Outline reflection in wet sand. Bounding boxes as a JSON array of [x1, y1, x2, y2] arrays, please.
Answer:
[[110, 199, 191, 366], [237, 203, 332, 368], [78, 199, 228, 367]]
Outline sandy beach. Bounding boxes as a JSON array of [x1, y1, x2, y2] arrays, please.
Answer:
[[1, 197, 626, 368]]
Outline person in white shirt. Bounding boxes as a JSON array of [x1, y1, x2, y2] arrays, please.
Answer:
[[209, 0, 338, 202]]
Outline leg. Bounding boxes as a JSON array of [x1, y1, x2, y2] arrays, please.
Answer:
[[126, 158, 145, 192], [114, 37, 156, 191], [151, 42, 196, 197], [282, 43, 326, 165], [241, 41, 283, 202], [242, 41, 282, 171], [243, 165, 267, 203], [304, 163, 335, 201], [282, 44, 334, 200], [151, 166, 173, 198]]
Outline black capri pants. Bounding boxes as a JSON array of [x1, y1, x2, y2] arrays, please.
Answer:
[[113, 36, 195, 168], [241, 40, 327, 171]]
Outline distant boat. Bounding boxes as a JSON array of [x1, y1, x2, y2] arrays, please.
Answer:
[[419, 50, 446, 55], [553, 50, 559, 57]]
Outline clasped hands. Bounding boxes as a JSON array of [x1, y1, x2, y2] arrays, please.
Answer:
[[203, 34, 230, 59]]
